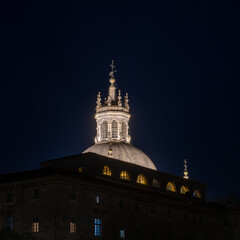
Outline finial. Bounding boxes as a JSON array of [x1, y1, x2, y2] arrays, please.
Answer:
[[108, 143, 113, 157], [183, 159, 189, 179], [96, 92, 101, 110], [109, 60, 117, 79], [118, 90, 122, 107], [107, 95, 112, 106], [108, 60, 117, 101], [124, 93, 130, 110]]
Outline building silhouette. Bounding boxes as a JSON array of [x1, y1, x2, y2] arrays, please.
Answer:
[[0, 62, 239, 240]]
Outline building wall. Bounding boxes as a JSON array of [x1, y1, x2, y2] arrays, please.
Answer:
[[0, 172, 239, 240]]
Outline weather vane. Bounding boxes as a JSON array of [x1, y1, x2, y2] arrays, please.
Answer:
[[109, 60, 117, 78]]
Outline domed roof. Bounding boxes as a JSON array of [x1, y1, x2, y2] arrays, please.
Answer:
[[83, 142, 157, 170]]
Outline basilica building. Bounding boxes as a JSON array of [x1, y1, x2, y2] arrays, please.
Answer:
[[0, 62, 239, 240]]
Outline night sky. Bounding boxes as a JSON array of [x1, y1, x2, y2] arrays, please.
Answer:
[[1, 1, 240, 200]]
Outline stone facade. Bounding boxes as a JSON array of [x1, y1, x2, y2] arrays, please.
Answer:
[[0, 153, 239, 240]]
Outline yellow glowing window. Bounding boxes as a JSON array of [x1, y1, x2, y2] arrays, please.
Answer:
[[180, 186, 189, 194], [70, 221, 76, 233], [120, 170, 130, 181], [166, 182, 177, 192], [102, 165, 112, 176], [136, 174, 147, 185], [32, 220, 39, 233], [152, 178, 160, 188], [78, 167, 83, 173], [193, 190, 201, 198]]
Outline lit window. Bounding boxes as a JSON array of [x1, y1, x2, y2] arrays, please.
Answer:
[[122, 122, 127, 140], [95, 195, 100, 204], [102, 165, 112, 176], [152, 178, 160, 188], [166, 182, 177, 192], [112, 120, 118, 138], [120, 170, 130, 181], [120, 229, 125, 239], [32, 219, 39, 233], [6, 217, 13, 231], [193, 190, 201, 198], [94, 218, 102, 236], [136, 174, 147, 185], [180, 186, 189, 194], [101, 121, 108, 139], [78, 167, 83, 173], [70, 221, 76, 233]]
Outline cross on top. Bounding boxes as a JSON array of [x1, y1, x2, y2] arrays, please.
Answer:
[[184, 159, 187, 166], [109, 60, 117, 78]]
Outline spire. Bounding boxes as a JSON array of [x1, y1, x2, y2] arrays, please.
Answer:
[[183, 159, 189, 179], [108, 60, 117, 101]]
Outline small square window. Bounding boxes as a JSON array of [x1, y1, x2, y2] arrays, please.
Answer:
[[95, 195, 100, 204], [6, 217, 13, 231], [70, 221, 76, 233], [120, 229, 125, 239], [32, 218, 39, 233]]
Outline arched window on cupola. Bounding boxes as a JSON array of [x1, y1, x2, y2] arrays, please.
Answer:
[[120, 170, 130, 181], [112, 120, 118, 139], [101, 121, 108, 139], [102, 165, 112, 176], [166, 182, 177, 192], [136, 174, 147, 185], [193, 190, 201, 198], [122, 122, 127, 140], [180, 186, 189, 195], [152, 178, 160, 188]]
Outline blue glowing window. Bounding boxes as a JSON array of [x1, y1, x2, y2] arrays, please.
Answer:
[[6, 217, 13, 230], [120, 229, 125, 239], [94, 218, 102, 236]]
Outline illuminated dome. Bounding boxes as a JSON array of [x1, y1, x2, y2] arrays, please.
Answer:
[[83, 61, 157, 170], [83, 142, 157, 170]]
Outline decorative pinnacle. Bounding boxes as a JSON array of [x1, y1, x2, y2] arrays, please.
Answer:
[[183, 159, 189, 179], [96, 92, 101, 110], [118, 90, 122, 107], [124, 93, 130, 110], [109, 60, 117, 80]]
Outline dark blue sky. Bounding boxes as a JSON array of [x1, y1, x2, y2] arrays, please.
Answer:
[[1, 0, 240, 200]]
